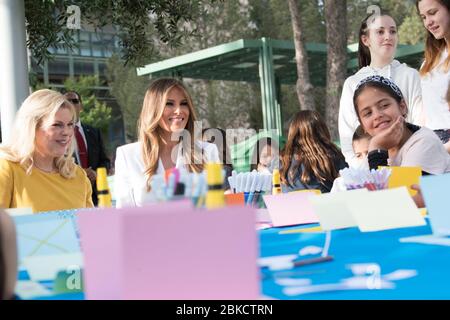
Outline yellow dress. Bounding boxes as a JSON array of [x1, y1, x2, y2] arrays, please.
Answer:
[[0, 158, 93, 213]]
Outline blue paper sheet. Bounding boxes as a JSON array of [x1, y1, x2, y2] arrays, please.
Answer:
[[420, 173, 450, 236], [13, 209, 84, 264]]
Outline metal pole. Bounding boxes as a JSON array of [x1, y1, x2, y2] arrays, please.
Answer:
[[258, 37, 280, 134], [258, 57, 269, 130], [275, 77, 282, 135], [0, 0, 29, 143]]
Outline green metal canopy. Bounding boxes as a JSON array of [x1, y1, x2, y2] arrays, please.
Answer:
[[137, 37, 425, 134]]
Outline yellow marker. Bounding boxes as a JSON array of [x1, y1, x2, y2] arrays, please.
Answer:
[[290, 189, 322, 195], [279, 226, 323, 234], [96, 167, 111, 208], [420, 208, 427, 217], [379, 166, 422, 196], [272, 169, 282, 195], [205, 163, 225, 209]]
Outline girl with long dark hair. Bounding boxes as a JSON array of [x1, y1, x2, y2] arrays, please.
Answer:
[[281, 111, 348, 193]]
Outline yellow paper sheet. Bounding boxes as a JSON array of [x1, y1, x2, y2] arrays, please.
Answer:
[[380, 166, 422, 196]]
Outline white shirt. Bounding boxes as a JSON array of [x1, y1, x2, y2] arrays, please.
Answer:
[[74, 121, 88, 166], [114, 141, 220, 208], [421, 49, 450, 130], [339, 60, 424, 166]]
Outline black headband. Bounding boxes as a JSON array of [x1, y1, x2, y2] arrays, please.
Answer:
[[355, 75, 404, 100]]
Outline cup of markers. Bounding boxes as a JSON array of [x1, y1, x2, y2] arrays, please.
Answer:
[[228, 170, 273, 208], [150, 167, 233, 208], [147, 168, 276, 209], [340, 167, 391, 191], [148, 168, 207, 206]]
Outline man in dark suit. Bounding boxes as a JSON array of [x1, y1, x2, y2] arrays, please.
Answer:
[[64, 91, 110, 206]]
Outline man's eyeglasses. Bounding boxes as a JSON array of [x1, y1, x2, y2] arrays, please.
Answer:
[[68, 98, 80, 104]]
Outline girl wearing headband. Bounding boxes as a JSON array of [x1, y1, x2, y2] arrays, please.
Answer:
[[353, 75, 450, 174]]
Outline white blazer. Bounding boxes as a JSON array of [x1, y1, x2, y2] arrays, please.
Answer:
[[114, 141, 220, 208]]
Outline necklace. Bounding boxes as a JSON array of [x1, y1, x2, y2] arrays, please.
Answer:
[[34, 164, 57, 173]]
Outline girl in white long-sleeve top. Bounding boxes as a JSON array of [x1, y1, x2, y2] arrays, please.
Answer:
[[114, 78, 219, 208], [416, 0, 450, 152], [339, 12, 424, 166]]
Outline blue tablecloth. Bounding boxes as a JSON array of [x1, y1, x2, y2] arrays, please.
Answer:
[[260, 223, 450, 299], [17, 219, 450, 300]]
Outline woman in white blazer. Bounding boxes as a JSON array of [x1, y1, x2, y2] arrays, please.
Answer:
[[115, 78, 219, 208], [339, 12, 424, 166]]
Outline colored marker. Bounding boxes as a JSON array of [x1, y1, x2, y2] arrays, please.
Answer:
[[96, 167, 111, 208], [272, 169, 282, 195], [205, 163, 225, 209]]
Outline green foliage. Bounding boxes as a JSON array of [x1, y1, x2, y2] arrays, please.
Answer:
[[249, 0, 292, 40], [399, 7, 426, 45], [299, 0, 326, 43], [378, 0, 411, 25], [250, 0, 325, 42], [77, 95, 113, 130], [63, 75, 113, 132], [25, 0, 221, 65], [106, 55, 149, 142], [25, 0, 75, 64], [63, 75, 98, 100], [347, 0, 420, 44], [346, 0, 371, 43]]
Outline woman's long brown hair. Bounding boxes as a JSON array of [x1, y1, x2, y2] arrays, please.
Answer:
[[416, 0, 450, 76], [280, 110, 344, 188], [138, 78, 203, 191]]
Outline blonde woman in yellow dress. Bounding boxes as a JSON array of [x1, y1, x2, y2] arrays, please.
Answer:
[[0, 89, 93, 213]]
